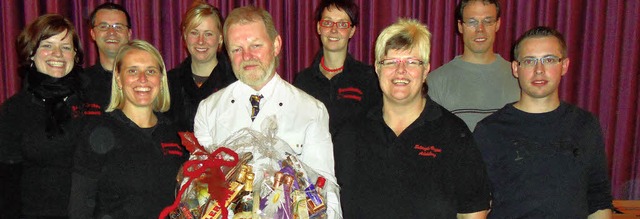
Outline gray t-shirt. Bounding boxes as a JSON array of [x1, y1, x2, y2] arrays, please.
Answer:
[[427, 55, 520, 131]]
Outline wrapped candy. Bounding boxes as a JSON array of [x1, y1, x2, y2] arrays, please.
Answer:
[[159, 132, 239, 219]]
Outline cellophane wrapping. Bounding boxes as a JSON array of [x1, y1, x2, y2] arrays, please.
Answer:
[[168, 117, 340, 219]]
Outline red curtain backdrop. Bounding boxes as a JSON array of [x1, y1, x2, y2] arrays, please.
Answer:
[[0, 0, 638, 199]]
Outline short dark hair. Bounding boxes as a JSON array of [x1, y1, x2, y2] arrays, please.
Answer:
[[314, 0, 359, 27], [513, 26, 567, 60], [456, 0, 501, 21], [16, 14, 84, 68], [88, 2, 132, 28]]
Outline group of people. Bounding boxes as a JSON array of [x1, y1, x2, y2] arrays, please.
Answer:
[[0, 0, 613, 218]]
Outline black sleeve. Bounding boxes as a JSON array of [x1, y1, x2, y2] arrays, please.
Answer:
[[0, 96, 26, 218], [472, 122, 497, 194], [69, 172, 98, 219], [584, 117, 613, 213], [454, 129, 491, 213], [0, 162, 21, 218], [69, 120, 110, 218], [0, 95, 26, 163]]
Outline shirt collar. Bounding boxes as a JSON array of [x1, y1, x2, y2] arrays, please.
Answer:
[[368, 96, 443, 125], [234, 73, 281, 101]]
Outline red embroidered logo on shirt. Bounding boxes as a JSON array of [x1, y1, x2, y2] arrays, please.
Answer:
[[337, 87, 363, 101], [83, 103, 103, 115], [414, 144, 441, 158], [71, 103, 102, 117], [161, 143, 184, 156]]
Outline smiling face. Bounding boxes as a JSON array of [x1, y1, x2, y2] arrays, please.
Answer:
[[33, 30, 76, 78], [185, 16, 222, 64], [457, 0, 500, 56], [115, 49, 162, 110], [317, 6, 356, 53], [90, 9, 131, 60], [512, 36, 569, 102], [376, 49, 430, 105], [226, 21, 282, 91]]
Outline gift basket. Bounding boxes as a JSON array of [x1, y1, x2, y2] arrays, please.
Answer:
[[160, 117, 340, 219]]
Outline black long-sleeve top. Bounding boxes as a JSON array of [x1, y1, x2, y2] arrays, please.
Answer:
[[0, 68, 89, 218], [474, 102, 613, 218], [69, 110, 188, 218]]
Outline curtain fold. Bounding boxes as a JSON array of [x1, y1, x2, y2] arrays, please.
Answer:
[[0, 0, 638, 199]]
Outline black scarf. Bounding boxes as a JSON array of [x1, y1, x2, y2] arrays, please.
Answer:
[[25, 67, 82, 138]]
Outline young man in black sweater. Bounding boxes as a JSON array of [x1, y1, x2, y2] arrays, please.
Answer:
[[474, 26, 613, 218]]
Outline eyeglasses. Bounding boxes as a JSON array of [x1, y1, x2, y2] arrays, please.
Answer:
[[517, 56, 564, 68], [94, 23, 129, 32], [461, 18, 497, 29], [378, 58, 425, 69], [319, 20, 351, 29]]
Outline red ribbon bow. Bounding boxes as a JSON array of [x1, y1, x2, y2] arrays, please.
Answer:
[[159, 132, 239, 219]]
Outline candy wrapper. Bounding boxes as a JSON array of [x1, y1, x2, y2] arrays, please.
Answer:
[[162, 116, 341, 219], [159, 132, 240, 219]]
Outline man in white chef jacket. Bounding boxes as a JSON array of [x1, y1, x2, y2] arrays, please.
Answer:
[[193, 6, 340, 218]]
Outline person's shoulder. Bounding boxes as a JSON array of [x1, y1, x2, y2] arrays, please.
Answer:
[[294, 52, 323, 84], [0, 91, 33, 119], [83, 63, 101, 73], [430, 101, 472, 133], [477, 104, 512, 125], [199, 81, 237, 106], [1, 90, 30, 105], [428, 57, 462, 80], [493, 54, 511, 65], [562, 102, 593, 117], [560, 102, 600, 127], [284, 81, 327, 110], [346, 56, 374, 72], [334, 110, 376, 139], [293, 65, 316, 85], [167, 58, 190, 80], [347, 60, 377, 81], [488, 103, 512, 118]]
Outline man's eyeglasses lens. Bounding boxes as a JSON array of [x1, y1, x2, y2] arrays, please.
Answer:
[[95, 23, 128, 32], [463, 18, 497, 28], [518, 56, 563, 67]]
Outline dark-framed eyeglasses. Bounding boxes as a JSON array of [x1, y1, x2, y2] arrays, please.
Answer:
[[319, 20, 351, 29]]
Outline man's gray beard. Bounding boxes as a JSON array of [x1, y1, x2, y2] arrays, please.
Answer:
[[238, 58, 276, 89]]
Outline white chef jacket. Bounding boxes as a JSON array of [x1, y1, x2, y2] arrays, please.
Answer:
[[194, 74, 342, 218]]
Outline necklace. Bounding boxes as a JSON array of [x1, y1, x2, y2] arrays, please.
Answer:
[[320, 57, 344, 73]]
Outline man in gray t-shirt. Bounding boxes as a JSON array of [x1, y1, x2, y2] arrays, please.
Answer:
[[428, 0, 519, 131]]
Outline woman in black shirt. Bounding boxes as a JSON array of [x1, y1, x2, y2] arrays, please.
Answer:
[[69, 40, 187, 218]]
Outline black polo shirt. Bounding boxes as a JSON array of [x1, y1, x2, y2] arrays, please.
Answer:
[[334, 98, 490, 218], [294, 51, 381, 136], [81, 64, 113, 113]]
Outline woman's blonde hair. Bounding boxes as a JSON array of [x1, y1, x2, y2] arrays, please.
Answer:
[[106, 40, 170, 112], [374, 18, 432, 67]]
